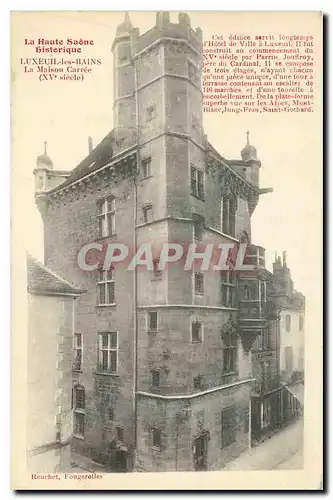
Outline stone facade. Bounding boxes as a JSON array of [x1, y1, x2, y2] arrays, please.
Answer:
[[34, 12, 289, 471]]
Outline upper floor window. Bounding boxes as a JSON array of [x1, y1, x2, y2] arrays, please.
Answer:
[[221, 271, 237, 308], [221, 195, 237, 237], [285, 314, 291, 332], [243, 283, 257, 301], [151, 369, 160, 388], [146, 104, 156, 122], [98, 268, 115, 305], [191, 166, 204, 200], [142, 157, 152, 179], [143, 204, 153, 223], [194, 272, 204, 295], [73, 333, 82, 371], [193, 213, 205, 240], [148, 311, 158, 331], [97, 197, 116, 238], [299, 315, 304, 331], [191, 320, 203, 343], [116, 426, 124, 442], [285, 346, 293, 373], [222, 326, 237, 374], [98, 332, 118, 374], [193, 375, 203, 391], [260, 281, 267, 303], [74, 385, 85, 409]]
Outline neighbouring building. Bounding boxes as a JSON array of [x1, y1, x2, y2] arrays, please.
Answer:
[[34, 12, 291, 472], [272, 252, 305, 424], [26, 254, 84, 472]]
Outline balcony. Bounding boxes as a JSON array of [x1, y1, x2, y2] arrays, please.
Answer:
[[239, 302, 267, 325], [243, 244, 266, 269]]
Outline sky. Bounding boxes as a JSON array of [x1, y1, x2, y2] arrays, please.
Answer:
[[12, 11, 321, 314]]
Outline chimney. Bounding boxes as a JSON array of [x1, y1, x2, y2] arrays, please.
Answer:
[[282, 251, 287, 268], [88, 136, 93, 154]]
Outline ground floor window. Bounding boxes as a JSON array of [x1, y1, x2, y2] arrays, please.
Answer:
[[73, 384, 85, 438]]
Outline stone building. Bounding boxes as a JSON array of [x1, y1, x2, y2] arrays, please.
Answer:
[[34, 12, 285, 471], [26, 254, 84, 472], [272, 252, 305, 423]]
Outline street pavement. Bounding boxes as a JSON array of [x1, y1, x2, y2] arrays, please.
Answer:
[[69, 419, 303, 473], [223, 419, 304, 471]]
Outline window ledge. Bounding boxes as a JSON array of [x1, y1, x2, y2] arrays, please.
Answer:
[[147, 329, 158, 334], [96, 304, 117, 308], [142, 175, 153, 181], [191, 340, 203, 344], [72, 369, 83, 373], [152, 276, 163, 281], [96, 234, 117, 242], [195, 292, 204, 296], [94, 371, 120, 377]]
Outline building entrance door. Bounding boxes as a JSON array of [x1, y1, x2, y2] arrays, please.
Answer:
[[193, 433, 208, 471]]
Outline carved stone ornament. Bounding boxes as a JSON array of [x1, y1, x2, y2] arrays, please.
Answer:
[[221, 316, 237, 342]]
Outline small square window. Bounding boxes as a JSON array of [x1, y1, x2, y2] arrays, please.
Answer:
[[191, 321, 203, 343], [142, 158, 152, 179], [151, 369, 160, 388], [193, 214, 204, 240], [116, 426, 124, 442], [143, 204, 153, 223], [193, 375, 202, 390], [148, 311, 158, 331], [194, 273, 204, 295]]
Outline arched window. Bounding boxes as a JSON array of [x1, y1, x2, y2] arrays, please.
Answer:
[[221, 193, 237, 237]]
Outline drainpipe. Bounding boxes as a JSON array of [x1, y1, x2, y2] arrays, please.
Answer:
[[132, 49, 140, 471], [248, 399, 252, 449]]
